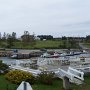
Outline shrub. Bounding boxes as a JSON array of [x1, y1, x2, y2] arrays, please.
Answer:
[[0, 60, 9, 74], [5, 70, 35, 84], [37, 71, 55, 85]]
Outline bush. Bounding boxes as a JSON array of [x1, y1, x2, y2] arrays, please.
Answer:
[[5, 70, 35, 84], [37, 71, 55, 85], [0, 60, 9, 74]]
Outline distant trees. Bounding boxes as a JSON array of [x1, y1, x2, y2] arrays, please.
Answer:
[[59, 36, 80, 49], [0, 32, 17, 48], [69, 39, 79, 48], [86, 35, 90, 43], [62, 36, 67, 40], [2, 32, 6, 41], [6, 32, 17, 48], [0, 31, 89, 49], [7, 34, 14, 48], [21, 31, 36, 46], [12, 32, 16, 40], [37, 35, 53, 40], [0, 31, 36, 48]]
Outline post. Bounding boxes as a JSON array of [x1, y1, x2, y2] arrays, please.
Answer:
[[63, 76, 71, 90], [23, 81, 27, 90]]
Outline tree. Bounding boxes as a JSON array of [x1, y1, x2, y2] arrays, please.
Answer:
[[2, 32, 6, 40], [68, 39, 79, 49], [7, 34, 14, 48], [12, 32, 16, 40], [37, 35, 53, 40], [86, 35, 90, 43], [21, 31, 36, 46], [62, 36, 67, 40]]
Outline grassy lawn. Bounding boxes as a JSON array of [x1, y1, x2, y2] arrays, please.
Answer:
[[1, 74, 90, 90], [83, 43, 90, 48], [32, 79, 63, 90], [0, 40, 79, 49], [34, 40, 62, 49], [12, 40, 62, 49], [0, 75, 18, 90], [32, 76, 90, 90]]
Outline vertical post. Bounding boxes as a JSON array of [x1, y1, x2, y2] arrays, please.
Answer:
[[63, 76, 71, 90], [23, 81, 27, 90]]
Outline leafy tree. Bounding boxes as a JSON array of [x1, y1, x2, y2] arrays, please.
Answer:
[[86, 35, 90, 43], [7, 34, 14, 48], [37, 35, 53, 40], [21, 31, 36, 46], [12, 32, 16, 40], [62, 36, 67, 40]]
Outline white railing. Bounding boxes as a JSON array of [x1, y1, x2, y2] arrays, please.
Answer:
[[9, 65, 41, 76], [55, 67, 84, 84], [37, 57, 69, 66]]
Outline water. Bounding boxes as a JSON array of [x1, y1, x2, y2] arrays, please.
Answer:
[[0, 49, 90, 66], [0, 57, 33, 65]]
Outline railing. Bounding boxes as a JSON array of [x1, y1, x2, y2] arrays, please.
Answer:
[[55, 67, 84, 85], [9, 65, 41, 76]]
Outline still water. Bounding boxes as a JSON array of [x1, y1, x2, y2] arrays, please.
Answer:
[[0, 48, 90, 65], [0, 57, 33, 65]]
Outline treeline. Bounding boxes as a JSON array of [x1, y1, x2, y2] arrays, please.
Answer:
[[0, 31, 35, 48], [0, 32, 17, 48], [0, 31, 90, 42], [37, 35, 53, 40], [0, 31, 90, 49]]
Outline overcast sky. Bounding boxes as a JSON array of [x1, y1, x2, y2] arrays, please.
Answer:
[[0, 0, 90, 37]]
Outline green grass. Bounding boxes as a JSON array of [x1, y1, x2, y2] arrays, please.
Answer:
[[0, 40, 79, 49], [83, 43, 90, 48], [1, 74, 90, 90], [0, 75, 18, 90], [34, 40, 62, 49], [32, 76, 90, 90], [32, 79, 63, 90], [12, 40, 63, 49], [71, 76, 90, 90]]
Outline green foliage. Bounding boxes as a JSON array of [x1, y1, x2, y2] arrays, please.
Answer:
[[21, 31, 36, 46], [5, 70, 35, 84], [0, 39, 80, 49], [86, 35, 90, 43], [37, 71, 55, 85], [1, 74, 90, 90], [0, 60, 9, 73], [7, 34, 14, 48]]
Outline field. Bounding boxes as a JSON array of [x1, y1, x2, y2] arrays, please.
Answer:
[[11, 40, 63, 49], [0, 75, 90, 90], [0, 40, 80, 49], [34, 40, 62, 49], [83, 43, 90, 48]]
